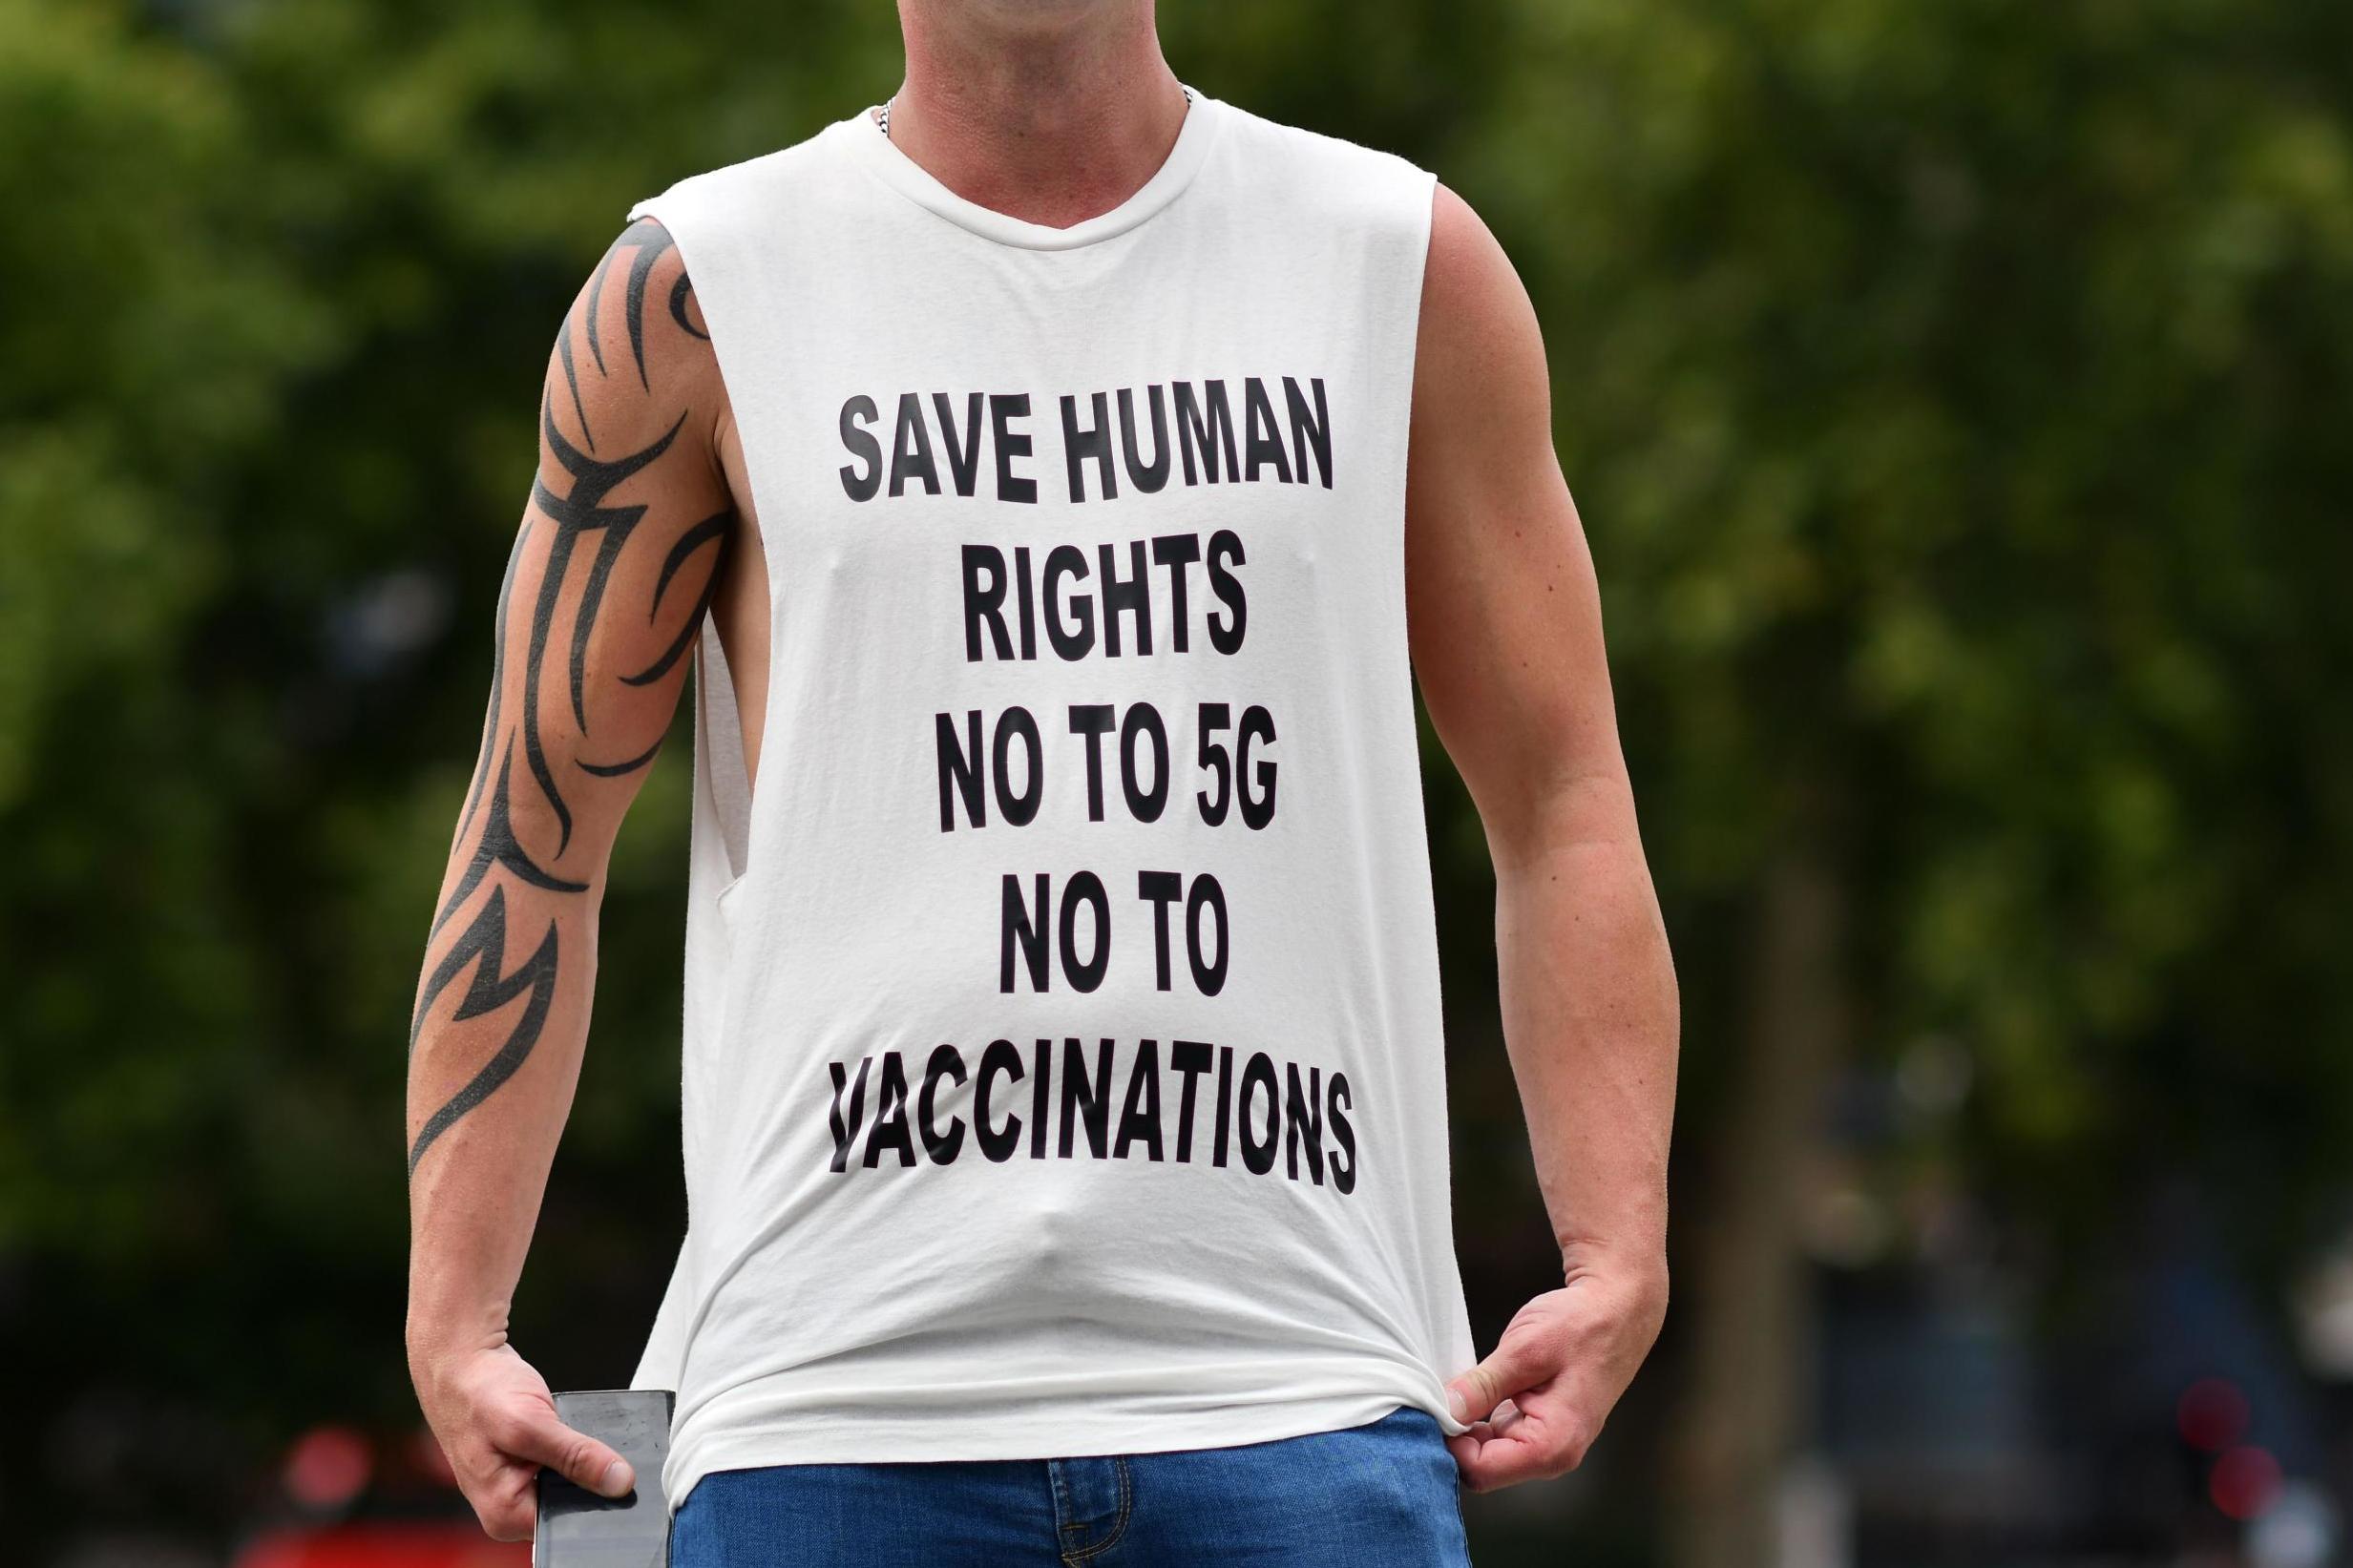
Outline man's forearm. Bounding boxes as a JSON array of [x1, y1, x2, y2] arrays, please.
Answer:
[[405, 839, 602, 1368], [1491, 778, 1678, 1286]]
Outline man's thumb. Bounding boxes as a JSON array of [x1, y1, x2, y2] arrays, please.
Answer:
[[1447, 1338, 1540, 1425], [509, 1412, 634, 1498]]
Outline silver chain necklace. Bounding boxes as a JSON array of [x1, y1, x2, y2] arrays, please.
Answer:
[[879, 85, 1193, 141]]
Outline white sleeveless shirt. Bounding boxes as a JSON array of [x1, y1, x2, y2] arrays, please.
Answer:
[[626, 92, 1475, 1505]]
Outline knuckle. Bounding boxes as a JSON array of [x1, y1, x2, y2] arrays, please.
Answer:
[[463, 1485, 525, 1541]]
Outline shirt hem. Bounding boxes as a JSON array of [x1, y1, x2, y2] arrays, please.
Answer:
[[663, 1387, 1447, 1515]]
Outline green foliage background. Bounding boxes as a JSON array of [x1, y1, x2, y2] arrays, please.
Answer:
[[2, 0, 2348, 1560]]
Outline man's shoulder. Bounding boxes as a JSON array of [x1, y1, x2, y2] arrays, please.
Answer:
[[1208, 97, 1435, 230], [627, 116, 862, 238]]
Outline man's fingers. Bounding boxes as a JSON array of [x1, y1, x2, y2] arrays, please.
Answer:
[[1450, 1424, 1549, 1492], [1448, 1403, 1591, 1492], [495, 1409, 635, 1498], [452, 1448, 548, 1541], [1445, 1332, 1552, 1424], [473, 1483, 536, 1543]]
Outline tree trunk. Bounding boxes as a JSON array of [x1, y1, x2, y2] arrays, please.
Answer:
[[1666, 847, 1849, 1568]]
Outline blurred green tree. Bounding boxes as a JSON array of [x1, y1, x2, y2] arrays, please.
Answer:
[[1443, 0, 2353, 1560]]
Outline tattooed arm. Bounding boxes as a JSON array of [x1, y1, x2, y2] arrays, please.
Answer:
[[406, 220, 735, 1541]]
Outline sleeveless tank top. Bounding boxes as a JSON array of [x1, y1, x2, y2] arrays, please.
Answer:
[[625, 91, 1475, 1505]]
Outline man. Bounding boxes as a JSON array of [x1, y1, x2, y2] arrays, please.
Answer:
[[405, 0, 1678, 1560]]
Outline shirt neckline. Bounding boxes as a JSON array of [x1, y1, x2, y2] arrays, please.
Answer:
[[835, 90, 1225, 252]]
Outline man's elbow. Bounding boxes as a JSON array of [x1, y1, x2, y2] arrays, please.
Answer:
[[1477, 747, 1646, 875]]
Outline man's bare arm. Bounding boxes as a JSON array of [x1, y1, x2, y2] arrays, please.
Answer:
[[406, 220, 734, 1540], [1405, 185, 1680, 1492]]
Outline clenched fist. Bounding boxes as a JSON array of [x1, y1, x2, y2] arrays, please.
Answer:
[[1444, 1260, 1669, 1492]]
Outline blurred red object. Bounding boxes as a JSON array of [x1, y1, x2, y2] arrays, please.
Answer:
[[2210, 1444, 2284, 1521], [233, 1525, 528, 1568], [284, 1427, 375, 1511], [235, 1425, 529, 1567], [2177, 1377, 2253, 1453]]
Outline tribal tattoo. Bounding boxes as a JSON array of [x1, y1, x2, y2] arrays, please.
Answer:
[[409, 886, 559, 1174], [409, 221, 730, 1176], [557, 221, 686, 447], [525, 398, 685, 853]]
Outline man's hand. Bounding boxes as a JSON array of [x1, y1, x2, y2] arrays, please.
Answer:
[[412, 1342, 635, 1540], [1444, 1257, 1670, 1491]]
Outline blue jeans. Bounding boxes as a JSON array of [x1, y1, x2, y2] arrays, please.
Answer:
[[670, 1407, 1470, 1566]]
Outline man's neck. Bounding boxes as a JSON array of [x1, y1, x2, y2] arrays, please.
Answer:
[[890, 2, 1188, 230]]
